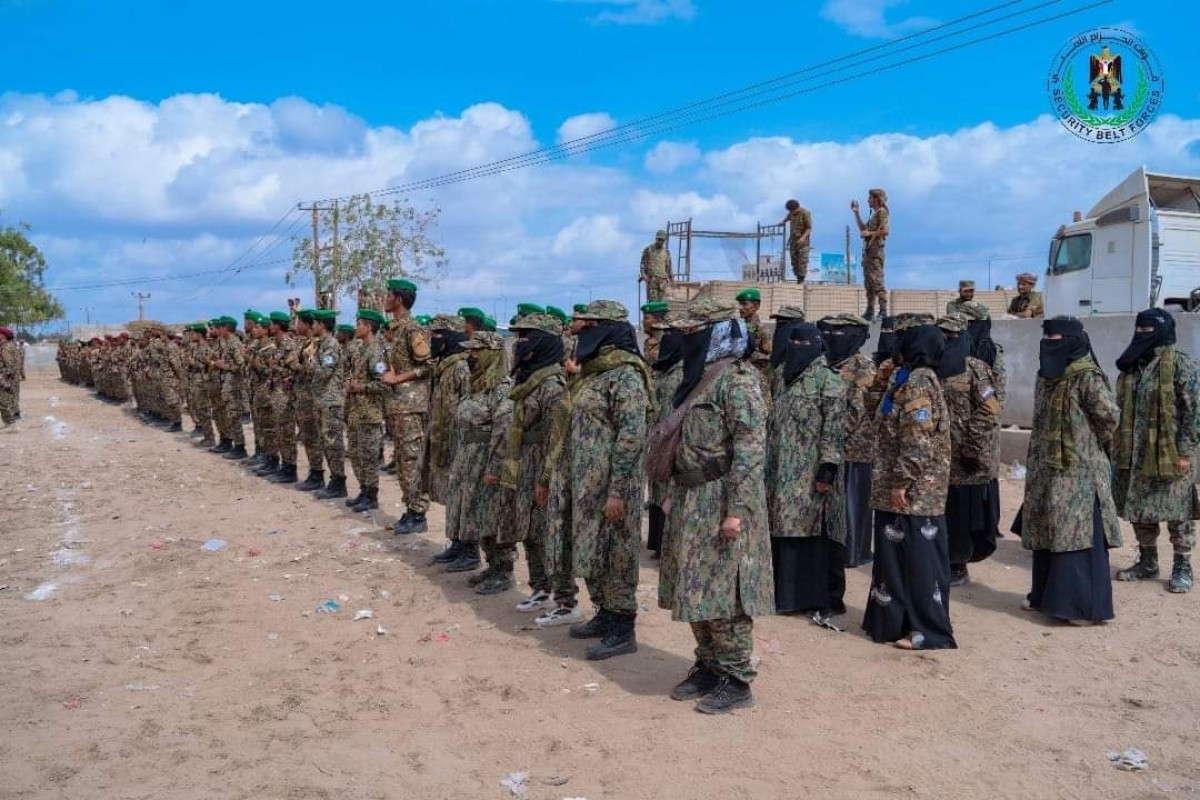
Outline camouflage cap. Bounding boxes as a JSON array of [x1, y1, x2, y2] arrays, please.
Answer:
[[655, 229, 667, 238], [955, 300, 991, 321], [461, 331, 506, 350], [894, 312, 935, 331], [574, 299, 629, 322], [869, 188, 888, 203], [818, 312, 869, 327], [1016, 272, 1038, 284], [671, 297, 740, 329], [509, 312, 563, 337], [936, 312, 969, 333], [651, 313, 685, 331], [429, 313, 466, 332], [770, 305, 806, 321], [958, 279, 975, 290]]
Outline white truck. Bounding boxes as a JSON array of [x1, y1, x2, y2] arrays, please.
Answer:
[[1045, 167, 1200, 316]]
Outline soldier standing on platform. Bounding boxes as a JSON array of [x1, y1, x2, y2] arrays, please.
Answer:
[[639, 230, 673, 302]]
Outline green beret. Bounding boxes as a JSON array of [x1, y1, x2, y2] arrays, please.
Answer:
[[735, 288, 761, 303], [336, 324, 355, 335], [458, 306, 486, 322], [312, 309, 337, 324], [516, 302, 545, 317], [244, 308, 262, 320], [511, 312, 564, 337], [254, 312, 271, 326], [414, 314, 432, 326], [357, 308, 387, 326], [509, 315, 518, 326], [186, 323, 208, 333], [268, 311, 290, 324], [483, 316, 498, 332], [297, 308, 316, 323], [640, 301, 670, 316], [387, 278, 418, 293], [573, 299, 629, 322], [207, 318, 222, 327], [572, 303, 589, 314], [545, 305, 569, 323], [218, 316, 239, 328]]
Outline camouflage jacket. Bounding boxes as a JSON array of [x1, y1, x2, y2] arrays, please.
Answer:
[[446, 379, 515, 543], [508, 367, 567, 541], [429, 353, 471, 475], [649, 362, 684, 506], [247, 338, 274, 397], [347, 338, 387, 426], [313, 333, 345, 407], [871, 366, 951, 516], [643, 330, 661, 364], [943, 356, 1002, 485], [786, 206, 812, 242], [1113, 347, 1200, 524], [1022, 363, 1122, 553], [640, 244, 672, 281], [266, 335, 297, 390], [766, 358, 848, 542], [290, 336, 319, 403], [385, 314, 432, 413], [1008, 291, 1044, 318], [216, 335, 245, 391], [0, 341, 20, 389], [833, 352, 879, 463], [659, 360, 773, 623], [865, 206, 888, 252]]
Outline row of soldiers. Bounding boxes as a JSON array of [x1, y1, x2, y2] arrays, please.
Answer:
[[54, 285, 1196, 715]]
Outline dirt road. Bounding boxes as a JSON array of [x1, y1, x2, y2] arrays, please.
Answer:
[[2, 373, 1198, 799]]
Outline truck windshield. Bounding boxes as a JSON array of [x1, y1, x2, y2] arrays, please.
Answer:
[[1049, 233, 1092, 275]]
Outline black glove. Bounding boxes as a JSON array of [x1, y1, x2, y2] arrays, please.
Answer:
[[959, 455, 983, 474], [814, 462, 838, 486]]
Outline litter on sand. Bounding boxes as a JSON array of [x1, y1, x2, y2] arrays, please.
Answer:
[[315, 599, 340, 614], [353, 609, 374, 621], [1107, 748, 1149, 772], [201, 538, 227, 552], [500, 772, 529, 799], [375, 625, 387, 636], [268, 593, 283, 602]]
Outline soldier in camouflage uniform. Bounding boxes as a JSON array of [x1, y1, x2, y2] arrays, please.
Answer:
[[639, 230, 673, 302], [212, 317, 248, 459], [185, 323, 215, 446], [955, 300, 1006, 403], [646, 314, 685, 557], [291, 310, 326, 492], [768, 322, 849, 617], [640, 301, 669, 364], [650, 298, 771, 714], [863, 318, 956, 650], [737, 288, 773, 408], [204, 322, 229, 450], [1019, 316, 1119, 624], [258, 312, 300, 483], [852, 188, 889, 321], [555, 300, 650, 661], [0, 327, 20, 425], [1008, 272, 1044, 319], [817, 313, 879, 567], [446, 333, 516, 590], [310, 309, 348, 500], [780, 199, 813, 283], [344, 309, 389, 511], [936, 313, 1002, 587], [946, 280, 975, 314], [767, 306, 806, 399], [382, 279, 433, 535], [244, 312, 274, 467], [1113, 309, 1200, 594], [424, 314, 471, 512]]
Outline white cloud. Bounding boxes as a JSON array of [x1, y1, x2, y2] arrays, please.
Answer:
[[644, 140, 701, 174], [560, 0, 696, 25], [557, 112, 617, 146], [2, 88, 1199, 325], [820, 0, 937, 38]]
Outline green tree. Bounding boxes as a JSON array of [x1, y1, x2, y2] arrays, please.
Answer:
[[288, 194, 448, 309], [0, 222, 65, 326]]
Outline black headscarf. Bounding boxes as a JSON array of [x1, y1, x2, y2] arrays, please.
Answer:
[[512, 329, 565, 384], [653, 329, 685, 373], [784, 323, 826, 386], [1039, 316, 1092, 379], [431, 329, 467, 360], [897, 324, 945, 370], [936, 330, 971, 379], [967, 318, 998, 367], [1116, 308, 1176, 373], [575, 320, 641, 363], [818, 321, 870, 367], [770, 318, 804, 369], [873, 316, 898, 365]]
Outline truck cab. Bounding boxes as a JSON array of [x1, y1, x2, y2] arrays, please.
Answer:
[[1045, 167, 1200, 316]]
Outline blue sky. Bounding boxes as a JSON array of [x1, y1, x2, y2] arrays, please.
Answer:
[[1, 0, 1198, 325]]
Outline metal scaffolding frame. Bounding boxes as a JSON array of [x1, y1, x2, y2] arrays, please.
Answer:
[[665, 219, 788, 283]]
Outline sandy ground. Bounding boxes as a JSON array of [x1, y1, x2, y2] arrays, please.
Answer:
[[2, 372, 1199, 800]]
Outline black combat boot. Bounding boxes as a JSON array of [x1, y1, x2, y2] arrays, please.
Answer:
[[444, 542, 481, 573], [268, 462, 299, 484], [382, 458, 397, 474], [430, 541, 464, 565], [246, 450, 267, 469], [350, 486, 379, 512], [695, 675, 755, 714], [393, 510, 413, 535], [466, 562, 498, 587], [1116, 546, 1159, 581], [949, 564, 970, 587], [670, 662, 721, 701], [569, 610, 611, 640], [476, 567, 516, 595], [199, 435, 215, 448], [405, 511, 428, 534], [586, 612, 638, 661], [1169, 554, 1193, 593], [315, 475, 348, 500], [253, 455, 279, 476], [295, 469, 324, 492], [210, 438, 232, 454], [167, 420, 183, 433], [345, 488, 366, 508], [223, 443, 248, 460]]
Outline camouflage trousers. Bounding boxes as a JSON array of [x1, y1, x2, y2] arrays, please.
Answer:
[[482, 538, 516, 574], [581, 520, 641, 615], [207, 382, 226, 438], [646, 277, 670, 302], [162, 377, 182, 422], [347, 420, 383, 490], [269, 389, 296, 464], [545, 468, 581, 610], [790, 240, 810, 283], [0, 386, 18, 424], [524, 534, 578, 604], [389, 410, 429, 514], [219, 380, 245, 445], [1133, 521, 1195, 555], [188, 376, 213, 438], [294, 393, 321, 471], [318, 403, 346, 478], [691, 614, 757, 683], [863, 248, 887, 312], [250, 386, 272, 453]]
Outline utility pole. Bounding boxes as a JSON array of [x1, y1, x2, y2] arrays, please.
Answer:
[[131, 292, 150, 321], [80, 307, 93, 324], [330, 199, 340, 311], [297, 201, 337, 308], [845, 225, 852, 284]]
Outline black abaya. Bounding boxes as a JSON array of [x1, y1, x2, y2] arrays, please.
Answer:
[[945, 482, 999, 566], [1027, 499, 1115, 623], [843, 461, 874, 567], [772, 534, 847, 615], [862, 513, 957, 649]]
